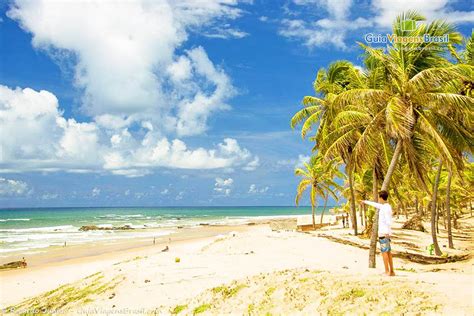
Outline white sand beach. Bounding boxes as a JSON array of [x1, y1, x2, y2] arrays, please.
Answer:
[[1, 215, 472, 315]]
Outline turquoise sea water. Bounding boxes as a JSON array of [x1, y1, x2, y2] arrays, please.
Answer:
[[0, 206, 325, 257]]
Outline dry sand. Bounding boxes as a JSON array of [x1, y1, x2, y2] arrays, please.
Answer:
[[1, 216, 472, 315]]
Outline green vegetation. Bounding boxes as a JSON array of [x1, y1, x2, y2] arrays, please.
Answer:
[[171, 304, 188, 314], [175, 257, 181, 263], [338, 288, 365, 301], [7, 273, 124, 314], [247, 304, 255, 314], [291, 11, 474, 266], [193, 304, 211, 315], [212, 283, 247, 299], [295, 155, 342, 229], [168, 269, 440, 315], [264, 287, 276, 296]]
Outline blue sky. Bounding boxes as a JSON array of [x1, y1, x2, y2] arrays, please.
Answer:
[[0, 0, 473, 208]]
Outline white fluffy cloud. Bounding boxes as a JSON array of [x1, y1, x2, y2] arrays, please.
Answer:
[[0, 85, 258, 176], [0, 177, 29, 196], [277, 154, 310, 168], [7, 0, 246, 137], [214, 177, 233, 196], [372, 0, 474, 28], [280, 0, 474, 49], [0, 86, 101, 172], [248, 184, 269, 194], [41, 193, 58, 200], [2, 1, 259, 177], [91, 187, 101, 197], [280, 0, 371, 49]]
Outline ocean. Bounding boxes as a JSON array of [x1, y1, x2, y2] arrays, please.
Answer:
[[0, 206, 325, 258]]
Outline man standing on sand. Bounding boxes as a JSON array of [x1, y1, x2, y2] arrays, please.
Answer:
[[363, 190, 395, 276]]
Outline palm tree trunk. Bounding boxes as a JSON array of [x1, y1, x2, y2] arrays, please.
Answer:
[[369, 167, 378, 268], [364, 204, 367, 227], [381, 140, 403, 191], [442, 204, 446, 229], [415, 196, 419, 216], [436, 206, 440, 234], [430, 160, 443, 256], [311, 186, 316, 229], [320, 196, 328, 224], [446, 167, 453, 249], [393, 187, 406, 219], [348, 166, 357, 235]]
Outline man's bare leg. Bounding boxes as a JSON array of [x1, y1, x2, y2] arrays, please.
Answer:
[[388, 252, 395, 276], [381, 252, 390, 275]]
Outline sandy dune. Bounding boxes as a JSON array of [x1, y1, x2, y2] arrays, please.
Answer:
[[1, 218, 472, 315]]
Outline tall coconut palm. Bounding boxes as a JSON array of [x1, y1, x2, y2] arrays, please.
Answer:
[[333, 12, 472, 193], [295, 155, 340, 229], [291, 60, 363, 235], [319, 54, 390, 245], [331, 12, 473, 260]]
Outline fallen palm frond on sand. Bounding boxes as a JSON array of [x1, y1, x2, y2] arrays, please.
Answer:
[[317, 233, 471, 264]]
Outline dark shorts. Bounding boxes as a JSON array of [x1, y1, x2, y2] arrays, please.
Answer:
[[379, 237, 391, 253]]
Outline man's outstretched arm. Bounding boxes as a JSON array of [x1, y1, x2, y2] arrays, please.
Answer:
[[362, 200, 384, 209]]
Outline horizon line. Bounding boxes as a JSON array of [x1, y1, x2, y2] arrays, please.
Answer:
[[0, 205, 340, 210]]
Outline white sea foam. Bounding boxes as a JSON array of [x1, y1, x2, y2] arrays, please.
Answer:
[[97, 214, 145, 219], [0, 218, 31, 222], [96, 224, 113, 228], [0, 225, 76, 233]]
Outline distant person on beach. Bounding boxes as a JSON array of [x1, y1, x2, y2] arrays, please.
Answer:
[[344, 212, 349, 228], [363, 190, 395, 276], [342, 214, 346, 228]]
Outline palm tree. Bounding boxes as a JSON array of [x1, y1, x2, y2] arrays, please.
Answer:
[[295, 154, 340, 229], [333, 12, 472, 193], [291, 60, 363, 235], [331, 12, 473, 260], [429, 158, 444, 255], [292, 11, 473, 264]]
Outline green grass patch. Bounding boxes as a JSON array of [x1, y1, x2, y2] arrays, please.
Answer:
[[211, 283, 246, 299], [247, 303, 255, 314], [171, 304, 188, 314], [193, 304, 211, 315], [338, 288, 365, 301], [7, 273, 123, 313], [265, 287, 276, 296]]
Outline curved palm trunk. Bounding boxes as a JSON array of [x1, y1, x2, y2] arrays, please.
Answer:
[[446, 167, 453, 249], [368, 140, 402, 268], [320, 195, 328, 224], [393, 187, 406, 218], [311, 186, 316, 229], [381, 140, 403, 191], [415, 196, 419, 216], [369, 167, 379, 268], [348, 167, 357, 235], [430, 160, 443, 256]]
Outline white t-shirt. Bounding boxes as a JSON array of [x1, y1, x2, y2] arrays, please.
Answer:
[[363, 200, 392, 237]]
